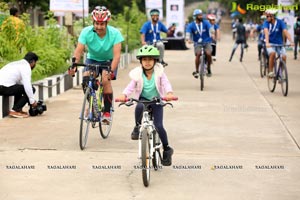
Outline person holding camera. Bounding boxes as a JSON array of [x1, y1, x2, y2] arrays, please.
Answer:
[[0, 52, 38, 118]]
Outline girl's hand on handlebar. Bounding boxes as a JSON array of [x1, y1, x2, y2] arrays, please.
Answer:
[[163, 93, 178, 101], [116, 94, 127, 102]]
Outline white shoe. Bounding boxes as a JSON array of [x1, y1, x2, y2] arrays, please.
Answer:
[[268, 71, 275, 78], [192, 71, 199, 79]]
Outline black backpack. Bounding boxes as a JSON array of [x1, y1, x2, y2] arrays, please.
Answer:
[[295, 23, 300, 35]]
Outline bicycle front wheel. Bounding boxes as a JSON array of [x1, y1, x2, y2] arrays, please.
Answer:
[[260, 54, 267, 78], [267, 67, 276, 93], [152, 130, 161, 171], [79, 87, 92, 150], [200, 74, 204, 91], [141, 130, 150, 187], [99, 97, 114, 139], [279, 61, 288, 96], [199, 57, 205, 91]]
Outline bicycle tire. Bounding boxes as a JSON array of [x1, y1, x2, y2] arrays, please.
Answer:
[[268, 63, 276, 92], [141, 129, 150, 187], [259, 55, 264, 78], [199, 55, 205, 91], [79, 87, 92, 150], [263, 55, 267, 76], [99, 97, 113, 139], [200, 74, 204, 91], [152, 130, 161, 171], [279, 61, 288, 96]]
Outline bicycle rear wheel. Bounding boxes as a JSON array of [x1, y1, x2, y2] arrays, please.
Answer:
[[99, 96, 113, 139], [279, 61, 288, 96], [152, 130, 161, 171], [141, 130, 150, 187], [79, 87, 92, 150]]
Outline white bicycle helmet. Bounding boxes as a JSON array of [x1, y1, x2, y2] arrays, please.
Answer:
[[91, 6, 111, 22], [265, 9, 278, 16]]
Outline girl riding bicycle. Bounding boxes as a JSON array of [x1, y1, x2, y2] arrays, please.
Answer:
[[117, 45, 175, 166]]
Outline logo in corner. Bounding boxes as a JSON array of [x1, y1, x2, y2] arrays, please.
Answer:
[[231, 2, 246, 14]]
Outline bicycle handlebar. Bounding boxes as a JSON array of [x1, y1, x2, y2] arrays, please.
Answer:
[[115, 97, 178, 108], [269, 44, 292, 47], [72, 62, 111, 71]]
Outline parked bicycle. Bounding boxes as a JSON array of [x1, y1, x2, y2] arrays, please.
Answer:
[[267, 44, 289, 96], [73, 62, 114, 150], [259, 42, 269, 78], [115, 97, 177, 187]]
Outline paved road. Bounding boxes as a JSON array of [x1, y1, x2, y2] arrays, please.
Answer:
[[1, 34, 300, 200]]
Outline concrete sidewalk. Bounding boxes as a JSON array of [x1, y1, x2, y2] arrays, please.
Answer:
[[0, 34, 300, 200]]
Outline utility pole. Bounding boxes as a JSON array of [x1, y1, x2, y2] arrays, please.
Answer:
[[82, 0, 85, 27]]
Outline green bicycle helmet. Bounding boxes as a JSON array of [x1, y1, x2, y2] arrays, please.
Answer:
[[136, 45, 160, 59]]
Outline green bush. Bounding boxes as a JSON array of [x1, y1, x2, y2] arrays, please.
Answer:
[[0, 6, 73, 81], [1, 1, 145, 81]]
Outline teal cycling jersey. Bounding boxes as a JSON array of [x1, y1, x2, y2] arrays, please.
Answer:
[[78, 25, 124, 61]]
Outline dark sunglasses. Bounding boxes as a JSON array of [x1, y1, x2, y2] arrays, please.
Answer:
[[266, 15, 272, 18]]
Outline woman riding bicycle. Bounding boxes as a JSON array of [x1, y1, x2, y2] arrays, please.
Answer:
[[263, 9, 294, 78], [117, 45, 175, 166]]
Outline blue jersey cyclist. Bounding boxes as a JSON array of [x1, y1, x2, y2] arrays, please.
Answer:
[[70, 6, 124, 123], [186, 9, 213, 77], [256, 15, 266, 60], [140, 9, 168, 66], [263, 9, 294, 77], [207, 14, 220, 61]]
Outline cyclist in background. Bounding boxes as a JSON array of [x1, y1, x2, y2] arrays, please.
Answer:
[[69, 6, 124, 123], [140, 9, 168, 66], [117, 45, 175, 166], [186, 9, 213, 77], [294, 16, 300, 60], [256, 15, 267, 61], [207, 14, 220, 61], [263, 9, 294, 77]]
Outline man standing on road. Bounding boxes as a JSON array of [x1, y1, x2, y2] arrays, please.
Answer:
[[69, 6, 124, 123], [0, 52, 38, 118], [140, 9, 168, 66], [263, 9, 294, 77], [229, 18, 247, 62]]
